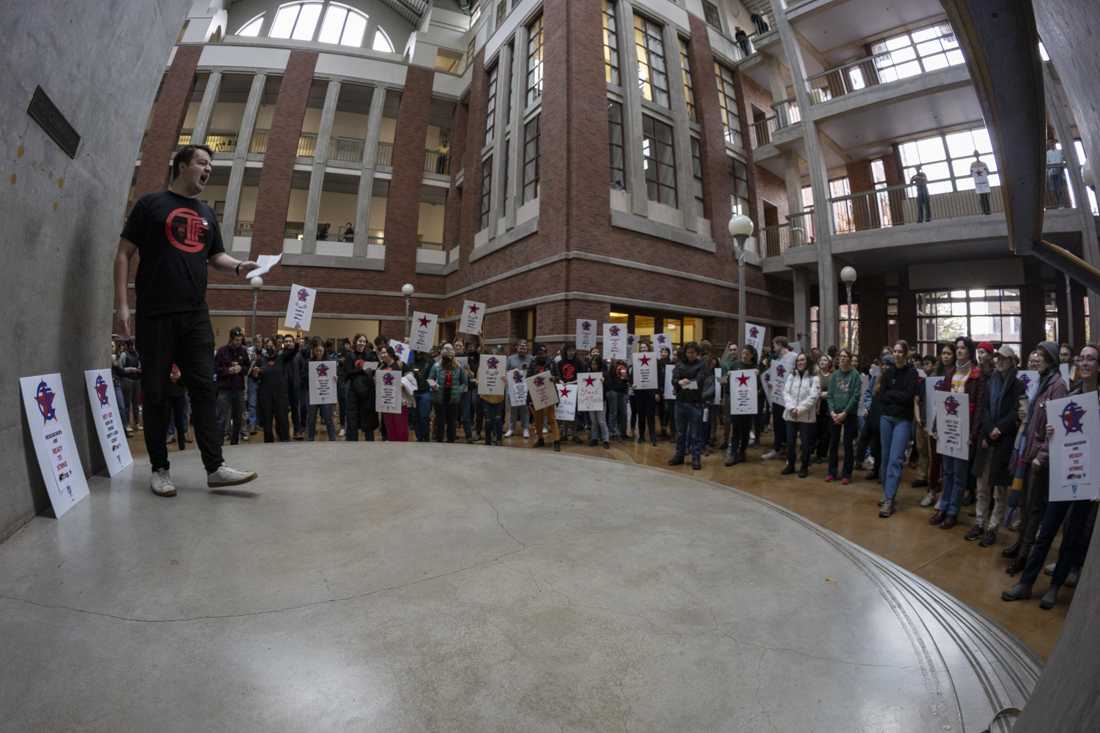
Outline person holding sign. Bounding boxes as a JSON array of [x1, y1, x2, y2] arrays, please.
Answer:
[[876, 342, 921, 518], [428, 343, 468, 443], [479, 349, 507, 446], [526, 344, 562, 451], [304, 338, 338, 441], [114, 144, 259, 496], [505, 340, 533, 439], [724, 345, 762, 466], [631, 342, 659, 446], [825, 348, 862, 484], [930, 338, 985, 529], [378, 345, 411, 442], [344, 334, 379, 441], [657, 347, 675, 440], [1004, 343, 1096, 608], [580, 351, 611, 448]]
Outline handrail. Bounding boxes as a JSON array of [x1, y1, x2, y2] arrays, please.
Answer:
[[750, 116, 779, 148], [376, 141, 394, 168], [772, 99, 801, 128]]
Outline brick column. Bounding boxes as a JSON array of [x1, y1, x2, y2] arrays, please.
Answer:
[[882, 150, 906, 225], [845, 159, 879, 230], [384, 64, 435, 276], [458, 51, 488, 267], [249, 51, 318, 259], [688, 15, 734, 252], [134, 45, 201, 198], [442, 99, 468, 249]]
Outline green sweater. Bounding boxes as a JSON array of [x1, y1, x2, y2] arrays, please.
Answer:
[[827, 368, 862, 414]]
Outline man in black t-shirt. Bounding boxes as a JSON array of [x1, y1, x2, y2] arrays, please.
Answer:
[[115, 145, 260, 497]]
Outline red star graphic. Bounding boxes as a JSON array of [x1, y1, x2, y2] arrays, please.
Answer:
[[534, 376, 545, 387], [584, 375, 596, 387], [418, 315, 430, 328], [315, 364, 329, 377], [560, 387, 571, 398], [639, 354, 651, 366], [468, 303, 480, 314], [737, 374, 750, 386], [487, 356, 499, 369]]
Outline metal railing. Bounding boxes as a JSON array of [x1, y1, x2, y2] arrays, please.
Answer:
[[249, 130, 268, 154], [329, 136, 365, 163], [750, 116, 779, 148], [177, 131, 192, 148], [761, 209, 815, 258], [204, 132, 238, 153], [376, 141, 394, 168], [806, 56, 881, 104], [297, 133, 317, 158], [772, 99, 801, 129], [425, 150, 451, 176], [417, 240, 445, 250]]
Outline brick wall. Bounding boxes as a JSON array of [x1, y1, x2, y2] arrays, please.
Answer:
[[384, 64, 435, 276], [133, 46, 201, 198]]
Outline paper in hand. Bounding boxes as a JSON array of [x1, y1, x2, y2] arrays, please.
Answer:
[[247, 254, 283, 279]]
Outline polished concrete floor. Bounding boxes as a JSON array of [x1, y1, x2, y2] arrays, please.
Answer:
[[1, 439, 1039, 732]]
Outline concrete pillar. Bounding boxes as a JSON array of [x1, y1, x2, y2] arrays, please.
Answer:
[[792, 268, 810, 345], [384, 65, 434, 274], [505, 23, 529, 229], [134, 45, 201, 198], [221, 72, 266, 241], [302, 79, 341, 254], [615, 0, 648, 217], [769, 0, 838, 349], [249, 50, 319, 259], [353, 84, 387, 258], [663, 23, 698, 233], [486, 41, 513, 239], [190, 70, 222, 144]]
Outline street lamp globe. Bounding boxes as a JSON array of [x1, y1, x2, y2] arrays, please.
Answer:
[[401, 283, 415, 297], [728, 213, 754, 239], [250, 276, 264, 290], [840, 266, 858, 285]]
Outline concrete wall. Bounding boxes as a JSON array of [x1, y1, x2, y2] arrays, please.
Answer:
[[0, 0, 187, 541]]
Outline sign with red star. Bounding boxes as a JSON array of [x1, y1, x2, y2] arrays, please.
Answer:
[[409, 311, 438, 353], [460, 300, 486, 335], [730, 369, 758, 415]]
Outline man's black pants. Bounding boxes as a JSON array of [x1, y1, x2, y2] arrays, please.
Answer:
[[217, 388, 244, 445], [136, 309, 223, 474]]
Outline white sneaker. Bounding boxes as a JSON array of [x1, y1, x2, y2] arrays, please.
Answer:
[[338, 428, 346, 437], [761, 450, 777, 460], [523, 429, 530, 439], [207, 464, 258, 487], [151, 468, 177, 497], [542, 427, 549, 434], [504, 429, 514, 438]]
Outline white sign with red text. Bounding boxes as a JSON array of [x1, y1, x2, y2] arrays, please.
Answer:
[[83, 369, 133, 476], [410, 311, 439, 353], [21, 374, 90, 518], [459, 300, 486, 335], [284, 283, 316, 331]]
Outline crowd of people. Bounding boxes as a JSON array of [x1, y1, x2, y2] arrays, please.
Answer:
[[110, 327, 1096, 612]]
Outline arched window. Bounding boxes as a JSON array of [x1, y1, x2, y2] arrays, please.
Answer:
[[267, 1, 371, 48], [371, 27, 395, 53], [235, 13, 264, 36], [318, 2, 368, 46], [270, 2, 324, 40]]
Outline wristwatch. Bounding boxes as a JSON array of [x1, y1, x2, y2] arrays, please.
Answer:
[[235, 262, 242, 276]]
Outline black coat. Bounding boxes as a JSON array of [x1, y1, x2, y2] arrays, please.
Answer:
[[256, 346, 298, 413], [976, 368, 1026, 486]]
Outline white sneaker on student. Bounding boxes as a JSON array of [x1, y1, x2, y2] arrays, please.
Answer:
[[150, 468, 177, 497], [504, 429, 514, 438], [207, 464, 258, 487], [761, 449, 777, 460], [523, 429, 530, 439]]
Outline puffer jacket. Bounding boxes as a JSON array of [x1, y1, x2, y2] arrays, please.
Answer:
[[782, 369, 820, 424]]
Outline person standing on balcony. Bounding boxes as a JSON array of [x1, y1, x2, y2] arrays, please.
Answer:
[[1046, 139, 1066, 208], [970, 151, 992, 215], [343, 222, 354, 242], [911, 166, 931, 222], [734, 27, 751, 57]]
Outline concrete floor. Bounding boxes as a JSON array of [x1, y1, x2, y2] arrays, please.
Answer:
[[0, 443, 1037, 732]]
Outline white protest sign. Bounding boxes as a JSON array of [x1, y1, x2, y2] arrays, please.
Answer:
[[555, 383, 578, 422], [770, 353, 796, 405], [83, 369, 133, 476], [925, 375, 948, 430], [507, 368, 529, 407], [653, 333, 671, 354], [526, 372, 559, 410], [632, 352, 658, 389], [284, 283, 316, 331], [578, 372, 605, 411], [308, 360, 338, 405], [401, 372, 418, 397], [729, 369, 758, 415], [576, 319, 598, 351], [1018, 370, 1040, 402], [603, 323, 627, 361], [246, 253, 282, 279], [459, 300, 486, 334], [745, 322, 766, 355], [479, 354, 506, 396], [410, 312, 439, 353], [934, 391, 970, 460], [375, 369, 404, 414], [1047, 392, 1100, 502], [388, 340, 414, 365], [663, 364, 676, 400], [714, 367, 723, 405], [20, 374, 90, 518]]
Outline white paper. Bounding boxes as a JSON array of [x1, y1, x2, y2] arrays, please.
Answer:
[[577, 372, 605, 411], [284, 283, 316, 331], [653, 333, 671, 354], [374, 369, 403, 414], [1047, 392, 1100, 501], [555, 383, 578, 422], [20, 374, 90, 518], [1018, 370, 1040, 402], [576, 319, 598, 351], [685, 380, 699, 390], [770, 352, 796, 405], [459, 300, 486, 335], [507, 368, 529, 408], [83, 369, 133, 476], [245, 253, 282, 279], [410, 311, 439, 353], [663, 365, 676, 400], [632, 352, 658, 390], [729, 369, 758, 415], [526, 372, 559, 411], [388, 340, 414, 365], [479, 354, 506, 396], [308, 360, 338, 405], [934, 391, 970, 460], [713, 367, 723, 405], [603, 323, 627, 361], [744, 322, 766, 355], [924, 374, 948, 430]]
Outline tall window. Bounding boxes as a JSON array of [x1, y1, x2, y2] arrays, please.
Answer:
[[526, 15, 544, 106], [484, 64, 499, 148], [495, 0, 508, 31], [479, 156, 493, 230], [523, 116, 540, 202], [702, 1, 722, 29], [870, 158, 894, 227], [609, 101, 626, 189], [371, 28, 394, 53], [270, 2, 324, 40], [642, 115, 677, 206], [729, 156, 749, 216], [634, 15, 670, 108], [317, 2, 367, 46], [603, 0, 621, 86], [916, 289, 1022, 357], [235, 13, 264, 36], [679, 38, 696, 121], [691, 137, 705, 218], [898, 126, 998, 194], [830, 177, 854, 234], [839, 304, 860, 357], [872, 22, 964, 83], [714, 62, 742, 148]]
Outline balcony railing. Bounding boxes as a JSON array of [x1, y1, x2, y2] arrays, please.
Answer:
[[750, 117, 779, 148], [297, 133, 317, 158], [425, 150, 451, 176], [761, 209, 815, 258], [177, 132, 192, 148], [249, 130, 268, 155], [417, 240, 445, 250], [806, 56, 882, 105], [329, 136, 365, 163], [376, 141, 394, 168], [772, 99, 801, 129], [204, 132, 238, 153]]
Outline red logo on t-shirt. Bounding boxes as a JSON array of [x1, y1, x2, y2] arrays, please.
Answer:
[[164, 208, 209, 254]]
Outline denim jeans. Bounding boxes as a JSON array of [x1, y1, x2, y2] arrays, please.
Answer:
[[509, 403, 530, 433], [939, 455, 969, 516], [607, 391, 628, 437], [460, 389, 476, 438], [827, 413, 859, 478], [481, 400, 504, 444], [587, 409, 609, 442], [415, 391, 432, 441], [675, 401, 704, 458], [307, 403, 336, 441], [246, 378, 258, 429], [879, 415, 912, 501]]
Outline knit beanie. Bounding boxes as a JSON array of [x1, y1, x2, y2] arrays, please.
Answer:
[[1037, 341, 1059, 367]]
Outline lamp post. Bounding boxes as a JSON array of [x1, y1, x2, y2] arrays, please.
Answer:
[[401, 283, 415, 341], [729, 213, 756, 348], [840, 266, 857, 353], [249, 276, 263, 337]]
